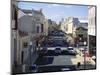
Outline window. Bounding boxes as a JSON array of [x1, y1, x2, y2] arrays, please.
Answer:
[[23, 42, 28, 48], [36, 18, 40, 21], [21, 51, 24, 64], [41, 24, 43, 32], [37, 26, 39, 33]]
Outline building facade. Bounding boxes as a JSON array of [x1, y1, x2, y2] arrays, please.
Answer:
[[48, 19, 57, 33], [18, 9, 48, 36], [17, 8, 49, 65], [61, 17, 80, 36], [88, 6, 96, 56], [79, 22, 88, 29], [88, 6, 96, 36]]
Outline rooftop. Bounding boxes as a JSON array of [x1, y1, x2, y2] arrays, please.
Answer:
[[21, 8, 44, 15]]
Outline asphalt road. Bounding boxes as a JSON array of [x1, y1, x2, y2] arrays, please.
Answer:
[[27, 30, 96, 73]]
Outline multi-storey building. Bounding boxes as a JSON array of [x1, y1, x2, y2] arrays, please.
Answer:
[[11, 0, 19, 73], [48, 19, 57, 33], [88, 6, 96, 55], [17, 8, 49, 65], [88, 6, 96, 36], [11, 6, 49, 70], [61, 17, 80, 36], [18, 9, 48, 36], [79, 22, 88, 29]]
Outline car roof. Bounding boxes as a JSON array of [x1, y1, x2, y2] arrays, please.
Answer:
[[68, 47, 73, 48]]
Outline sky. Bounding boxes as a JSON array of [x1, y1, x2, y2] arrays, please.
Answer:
[[18, 2, 88, 24]]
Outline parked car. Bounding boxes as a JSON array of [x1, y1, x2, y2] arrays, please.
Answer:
[[92, 55, 96, 62], [29, 64, 37, 72], [38, 47, 48, 56], [67, 47, 76, 54], [55, 48, 61, 53]]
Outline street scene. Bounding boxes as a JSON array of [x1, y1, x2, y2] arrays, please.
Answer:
[[11, 1, 96, 74]]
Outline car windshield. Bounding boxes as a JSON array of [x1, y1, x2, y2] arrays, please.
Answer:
[[68, 48, 73, 50]]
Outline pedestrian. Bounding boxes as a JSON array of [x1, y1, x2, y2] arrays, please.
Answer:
[[77, 62, 81, 69]]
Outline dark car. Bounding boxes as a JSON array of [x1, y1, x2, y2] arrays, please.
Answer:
[[38, 47, 48, 56], [29, 65, 38, 72], [55, 48, 61, 54]]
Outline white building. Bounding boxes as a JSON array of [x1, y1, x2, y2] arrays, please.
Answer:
[[60, 18, 66, 33], [88, 6, 96, 36], [12, 8, 49, 65], [61, 17, 80, 35], [18, 9, 48, 36], [88, 6, 96, 56], [17, 8, 49, 64], [48, 19, 57, 33], [18, 31, 30, 64]]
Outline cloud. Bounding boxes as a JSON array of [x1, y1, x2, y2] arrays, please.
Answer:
[[47, 4, 73, 9]]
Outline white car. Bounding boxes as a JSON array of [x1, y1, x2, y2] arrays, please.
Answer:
[[67, 47, 76, 54]]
